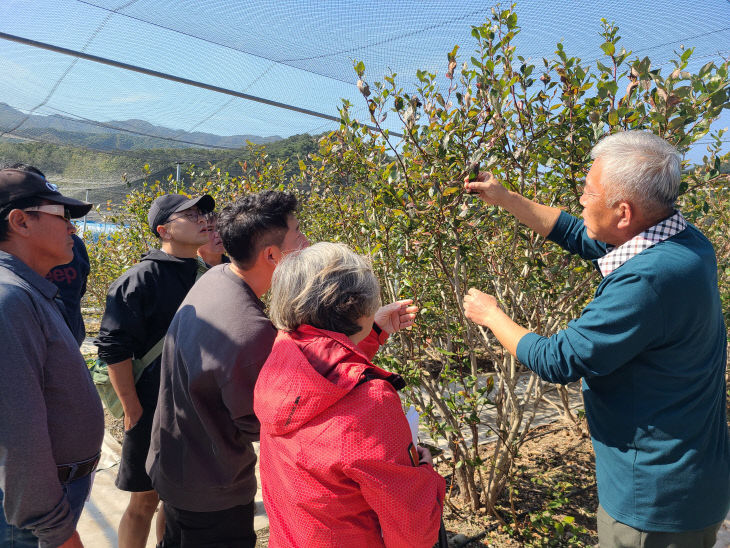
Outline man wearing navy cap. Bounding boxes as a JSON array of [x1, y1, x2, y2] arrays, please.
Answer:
[[0, 164, 104, 547], [95, 192, 214, 548]]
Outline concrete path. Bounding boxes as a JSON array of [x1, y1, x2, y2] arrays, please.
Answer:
[[76, 433, 268, 547]]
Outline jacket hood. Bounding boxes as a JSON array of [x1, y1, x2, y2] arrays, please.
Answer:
[[254, 325, 403, 436]]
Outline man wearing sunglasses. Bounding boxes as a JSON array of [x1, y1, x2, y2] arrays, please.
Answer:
[[94, 192, 214, 548], [0, 164, 104, 548]]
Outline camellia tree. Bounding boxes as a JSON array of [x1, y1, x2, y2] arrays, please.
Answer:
[[294, 6, 730, 516], [84, 4, 729, 525]]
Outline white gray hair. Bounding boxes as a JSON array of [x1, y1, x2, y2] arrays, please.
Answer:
[[591, 130, 681, 213], [269, 242, 381, 336]]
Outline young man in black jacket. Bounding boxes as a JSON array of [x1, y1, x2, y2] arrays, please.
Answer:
[[94, 193, 214, 548]]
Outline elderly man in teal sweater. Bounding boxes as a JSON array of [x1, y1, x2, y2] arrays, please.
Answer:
[[463, 130, 729, 547]]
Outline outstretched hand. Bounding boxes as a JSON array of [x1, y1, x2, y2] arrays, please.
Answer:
[[463, 288, 500, 327], [463, 288, 528, 356], [374, 299, 418, 334], [464, 171, 508, 206]]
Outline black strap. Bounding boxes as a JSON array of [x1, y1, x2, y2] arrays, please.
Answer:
[[356, 370, 406, 391], [438, 521, 449, 548]]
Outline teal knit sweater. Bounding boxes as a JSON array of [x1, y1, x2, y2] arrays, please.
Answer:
[[516, 211, 730, 531]]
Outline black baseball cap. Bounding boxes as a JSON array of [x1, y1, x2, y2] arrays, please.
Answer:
[[147, 193, 215, 237], [0, 168, 93, 218]]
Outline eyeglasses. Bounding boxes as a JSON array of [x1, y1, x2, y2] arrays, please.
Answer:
[[166, 209, 210, 223], [22, 204, 72, 221], [579, 185, 601, 199]]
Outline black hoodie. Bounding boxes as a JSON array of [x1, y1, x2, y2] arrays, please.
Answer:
[[95, 249, 199, 368]]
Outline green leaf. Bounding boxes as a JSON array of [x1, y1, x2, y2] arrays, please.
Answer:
[[668, 116, 686, 131], [353, 60, 365, 77], [600, 42, 616, 57], [710, 90, 727, 107], [448, 44, 459, 62], [615, 48, 629, 66], [596, 60, 612, 73]]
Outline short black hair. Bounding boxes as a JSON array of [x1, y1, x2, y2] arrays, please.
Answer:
[[217, 190, 298, 268], [0, 164, 47, 242]]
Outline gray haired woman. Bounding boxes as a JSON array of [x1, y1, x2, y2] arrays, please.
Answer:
[[254, 242, 445, 548]]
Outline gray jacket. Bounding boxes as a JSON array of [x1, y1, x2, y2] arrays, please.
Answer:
[[147, 264, 276, 511], [0, 251, 104, 547]]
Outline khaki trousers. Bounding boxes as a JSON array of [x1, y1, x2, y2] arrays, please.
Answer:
[[597, 504, 722, 548]]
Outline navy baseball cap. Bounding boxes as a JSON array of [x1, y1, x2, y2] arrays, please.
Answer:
[[147, 193, 215, 237], [0, 168, 93, 218]]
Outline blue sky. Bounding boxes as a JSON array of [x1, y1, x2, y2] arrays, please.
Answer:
[[0, 0, 727, 162]]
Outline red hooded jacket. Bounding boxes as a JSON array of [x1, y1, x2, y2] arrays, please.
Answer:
[[254, 325, 445, 547]]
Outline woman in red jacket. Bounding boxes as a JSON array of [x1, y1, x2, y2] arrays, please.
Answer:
[[254, 242, 446, 548]]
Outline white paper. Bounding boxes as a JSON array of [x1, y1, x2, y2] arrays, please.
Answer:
[[405, 405, 419, 447]]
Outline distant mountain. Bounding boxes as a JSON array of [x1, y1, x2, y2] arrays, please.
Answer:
[[0, 131, 320, 212], [0, 103, 282, 150]]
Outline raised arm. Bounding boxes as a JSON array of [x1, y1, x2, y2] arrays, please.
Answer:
[[357, 299, 418, 360], [465, 172, 561, 238], [463, 288, 528, 357]]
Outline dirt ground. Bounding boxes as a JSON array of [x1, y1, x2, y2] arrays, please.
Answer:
[[104, 408, 125, 444], [438, 423, 598, 547]]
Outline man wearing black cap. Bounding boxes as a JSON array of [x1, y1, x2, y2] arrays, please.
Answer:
[[0, 164, 104, 547], [94, 192, 214, 548]]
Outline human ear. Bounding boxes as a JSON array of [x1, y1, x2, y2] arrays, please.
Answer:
[[6, 209, 31, 235], [262, 245, 282, 267], [156, 224, 170, 241], [616, 201, 633, 229]]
